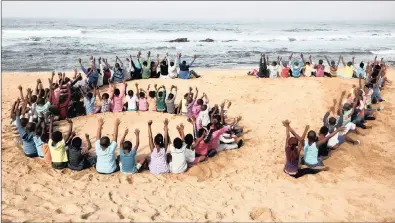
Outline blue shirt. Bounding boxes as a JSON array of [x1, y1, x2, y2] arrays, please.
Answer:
[[33, 135, 44, 157], [95, 140, 117, 174], [112, 68, 124, 83], [120, 148, 137, 173], [178, 57, 195, 79], [291, 59, 303, 77], [356, 67, 366, 79], [303, 140, 319, 165], [83, 97, 96, 114], [15, 116, 37, 155]]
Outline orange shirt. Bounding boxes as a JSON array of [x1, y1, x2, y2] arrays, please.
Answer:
[[41, 144, 52, 163], [281, 67, 290, 78]]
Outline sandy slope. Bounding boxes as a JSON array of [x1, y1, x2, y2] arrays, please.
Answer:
[[1, 69, 395, 222]]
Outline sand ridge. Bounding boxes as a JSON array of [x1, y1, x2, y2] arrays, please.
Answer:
[[1, 69, 395, 222]]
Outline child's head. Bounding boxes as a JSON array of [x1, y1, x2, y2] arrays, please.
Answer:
[[200, 104, 208, 112], [71, 137, 82, 148], [40, 133, 49, 143], [305, 62, 310, 66], [173, 137, 183, 149], [102, 93, 109, 100], [307, 130, 317, 142], [150, 61, 155, 67], [319, 126, 329, 136], [30, 95, 38, 104], [122, 141, 133, 153], [114, 88, 120, 97], [187, 97, 193, 104], [331, 60, 335, 66], [154, 133, 165, 148], [158, 91, 163, 98], [360, 62, 364, 69], [115, 63, 120, 68], [149, 91, 156, 99], [294, 61, 299, 67], [343, 103, 352, 112], [51, 131, 63, 144], [99, 136, 110, 148], [182, 60, 187, 65], [347, 61, 352, 67], [20, 118, 29, 128], [38, 89, 45, 98], [197, 99, 204, 106], [128, 90, 134, 97], [318, 59, 323, 65], [143, 61, 148, 66], [26, 122, 36, 133], [328, 117, 337, 126], [87, 92, 93, 99], [183, 93, 189, 99], [272, 61, 277, 66], [37, 97, 45, 106], [287, 137, 298, 147], [168, 93, 174, 100], [170, 61, 175, 66], [197, 128, 206, 138], [282, 61, 288, 67], [184, 134, 193, 147], [139, 92, 145, 98]]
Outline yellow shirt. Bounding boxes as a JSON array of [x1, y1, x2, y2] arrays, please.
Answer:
[[344, 65, 355, 78], [48, 139, 68, 163]]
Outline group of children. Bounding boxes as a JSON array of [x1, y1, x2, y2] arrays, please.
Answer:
[[282, 59, 390, 178], [248, 53, 386, 80], [10, 68, 244, 174], [79, 51, 201, 89]]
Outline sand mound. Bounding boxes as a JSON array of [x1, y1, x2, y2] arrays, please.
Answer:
[[2, 69, 395, 222]]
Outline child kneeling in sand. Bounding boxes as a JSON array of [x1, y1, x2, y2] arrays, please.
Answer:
[[118, 128, 146, 174]]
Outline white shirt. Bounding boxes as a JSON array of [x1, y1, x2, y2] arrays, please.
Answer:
[[169, 144, 188, 174], [198, 105, 211, 127], [123, 62, 131, 80], [126, 95, 139, 110], [268, 65, 280, 78]]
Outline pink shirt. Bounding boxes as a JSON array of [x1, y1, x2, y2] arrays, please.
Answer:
[[138, 98, 148, 111], [208, 126, 231, 150], [192, 99, 209, 118], [112, 83, 126, 112], [51, 89, 61, 106], [148, 98, 156, 111], [314, 64, 325, 77], [194, 139, 210, 156]]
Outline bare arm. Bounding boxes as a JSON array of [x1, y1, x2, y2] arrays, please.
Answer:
[[147, 120, 154, 152], [64, 119, 73, 141], [96, 118, 104, 141], [85, 134, 92, 151], [194, 87, 199, 101], [164, 119, 169, 152], [119, 128, 129, 149], [341, 56, 346, 66], [317, 127, 345, 147], [134, 129, 140, 150], [112, 118, 121, 142]]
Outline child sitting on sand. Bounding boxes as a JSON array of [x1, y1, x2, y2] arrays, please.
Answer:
[[95, 118, 120, 174], [339, 56, 356, 78], [267, 56, 281, 78], [155, 84, 167, 112], [169, 124, 195, 174], [96, 89, 111, 113], [290, 56, 303, 78], [15, 107, 38, 158], [313, 58, 326, 77], [147, 84, 157, 111], [81, 86, 97, 115], [125, 83, 139, 112], [111, 81, 126, 113], [165, 85, 178, 114], [49, 119, 73, 169], [68, 134, 97, 171], [301, 54, 314, 77], [147, 119, 170, 174], [119, 128, 145, 174], [138, 89, 148, 111], [324, 55, 341, 77]]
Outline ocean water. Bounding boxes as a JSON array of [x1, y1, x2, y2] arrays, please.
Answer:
[[2, 18, 395, 72]]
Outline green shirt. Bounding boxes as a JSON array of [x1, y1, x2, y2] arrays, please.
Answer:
[[139, 57, 151, 79], [156, 89, 167, 111]]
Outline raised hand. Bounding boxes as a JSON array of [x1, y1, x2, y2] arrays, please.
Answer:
[[18, 85, 22, 91], [134, 129, 140, 135], [115, 118, 121, 126], [164, 118, 169, 126], [124, 128, 129, 136], [98, 118, 104, 126], [78, 58, 82, 64], [148, 120, 153, 126]]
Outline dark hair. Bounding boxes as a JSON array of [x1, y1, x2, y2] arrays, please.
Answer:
[[360, 62, 364, 69], [115, 63, 120, 68], [128, 90, 134, 97], [319, 59, 323, 65], [287, 137, 299, 161], [307, 130, 317, 142], [39, 89, 45, 98], [170, 61, 175, 66], [37, 97, 45, 106], [87, 68, 92, 73], [184, 134, 194, 149], [294, 61, 299, 66], [30, 95, 38, 103], [197, 128, 205, 137], [184, 93, 189, 98], [158, 91, 163, 98], [87, 92, 93, 99], [173, 137, 183, 149], [139, 92, 145, 98], [41, 133, 49, 143], [154, 133, 165, 148], [150, 61, 155, 66], [123, 141, 133, 151], [71, 137, 82, 148], [331, 60, 335, 65], [143, 61, 148, 66], [197, 99, 204, 105], [201, 104, 208, 111], [272, 61, 277, 66], [149, 91, 156, 98], [114, 88, 120, 97], [319, 126, 329, 135], [20, 118, 29, 128], [306, 62, 310, 65], [182, 61, 186, 65], [26, 122, 36, 133], [100, 136, 110, 148], [102, 93, 109, 100], [347, 61, 352, 66], [51, 131, 63, 143], [328, 117, 337, 125], [168, 93, 174, 100]]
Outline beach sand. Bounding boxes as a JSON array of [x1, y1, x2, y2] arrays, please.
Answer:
[[1, 68, 395, 222]]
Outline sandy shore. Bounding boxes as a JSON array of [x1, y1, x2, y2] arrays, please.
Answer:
[[2, 68, 395, 222]]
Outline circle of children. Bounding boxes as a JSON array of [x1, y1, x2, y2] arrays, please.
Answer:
[[10, 52, 245, 175], [273, 55, 389, 178]]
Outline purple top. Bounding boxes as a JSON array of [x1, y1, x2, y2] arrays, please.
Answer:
[[285, 145, 299, 173], [149, 147, 169, 174]]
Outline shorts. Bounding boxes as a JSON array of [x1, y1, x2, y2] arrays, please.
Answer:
[[301, 157, 324, 168], [341, 122, 356, 135], [52, 162, 68, 169], [120, 163, 142, 174], [25, 152, 39, 158]]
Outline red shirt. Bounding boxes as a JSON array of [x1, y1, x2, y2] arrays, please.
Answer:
[[281, 67, 290, 78]]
